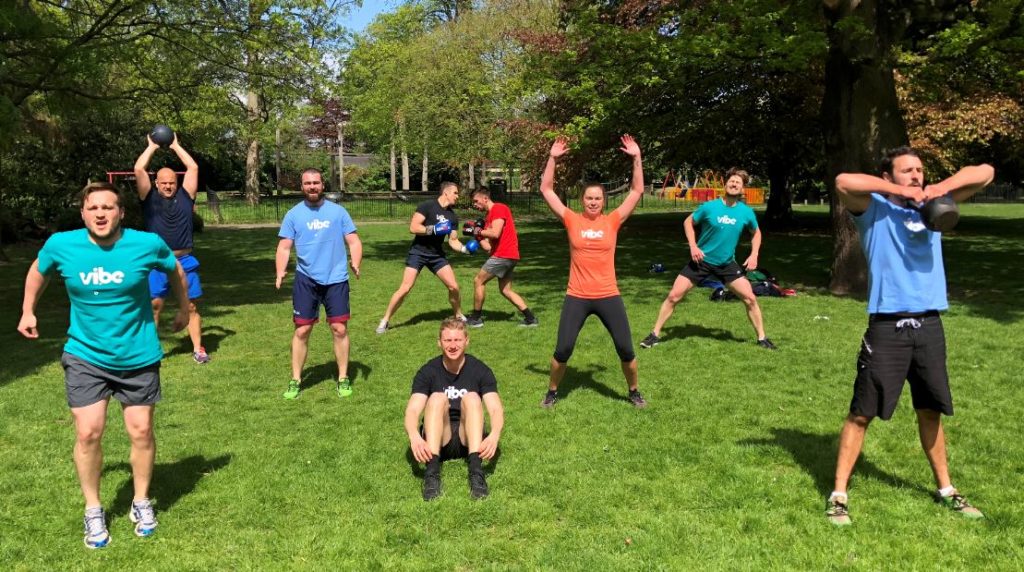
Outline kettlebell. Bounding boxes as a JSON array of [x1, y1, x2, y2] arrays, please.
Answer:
[[150, 124, 175, 148], [913, 195, 959, 232]]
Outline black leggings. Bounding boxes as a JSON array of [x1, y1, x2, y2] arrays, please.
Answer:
[[553, 295, 636, 363]]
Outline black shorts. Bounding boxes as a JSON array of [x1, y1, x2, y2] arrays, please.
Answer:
[[406, 251, 450, 274], [419, 413, 488, 461], [680, 260, 746, 285], [62, 352, 161, 408], [849, 312, 953, 420]]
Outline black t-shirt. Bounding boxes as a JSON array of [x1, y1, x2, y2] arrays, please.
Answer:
[[410, 200, 458, 257], [411, 354, 498, 418]]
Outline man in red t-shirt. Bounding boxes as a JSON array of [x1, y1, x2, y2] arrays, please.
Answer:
[[464, 187, 538, 328]]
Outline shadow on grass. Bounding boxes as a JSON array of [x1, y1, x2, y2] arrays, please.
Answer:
[[738, 428, 927, 497], [305, 359, 372, 390], [404, 442, 502, 479], [106, 454, 232, 515], [166, 325, 236, 357], [659, 323, 746, 345], [524, 363, 629, 404]]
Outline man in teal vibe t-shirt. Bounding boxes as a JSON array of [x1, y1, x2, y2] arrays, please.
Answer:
[[640, 168, 776, 350], [18, 182, 190, 549]]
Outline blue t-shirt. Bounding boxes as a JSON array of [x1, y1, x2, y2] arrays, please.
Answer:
[[691, 199, 758, 266], [142, 187, 195, 250], [278, 200, 358, 284], [36, 229, 178, 369], [852, 193, 948, 314]]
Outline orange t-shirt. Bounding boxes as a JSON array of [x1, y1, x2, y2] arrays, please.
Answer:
[[562, 209, 622, 299]]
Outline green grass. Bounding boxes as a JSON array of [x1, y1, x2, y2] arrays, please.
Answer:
[[1, 204, 1023, 569]]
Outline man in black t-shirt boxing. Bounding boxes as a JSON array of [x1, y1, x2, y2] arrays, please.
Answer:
[[404, 317, 505, 500], [377, 182, 478, 334]]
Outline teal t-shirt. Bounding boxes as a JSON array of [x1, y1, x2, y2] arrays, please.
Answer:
[[691, 199, 758, 266], [36, 229, 177, 370]]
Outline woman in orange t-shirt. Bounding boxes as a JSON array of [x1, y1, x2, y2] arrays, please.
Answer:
[[538, 135, 648, 409]]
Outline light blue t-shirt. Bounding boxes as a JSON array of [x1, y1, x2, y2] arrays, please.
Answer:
[[278, 200, 358, 285], [691, 199, 758, 266], [36, 229, 177, 369], [852, 193, 948, 314]]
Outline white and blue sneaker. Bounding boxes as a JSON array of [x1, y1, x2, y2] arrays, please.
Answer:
[[83, 507, 110, 549], [129, 499, 158, 537]]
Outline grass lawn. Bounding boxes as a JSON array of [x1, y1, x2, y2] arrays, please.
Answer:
[[1, 204, 1022, 569]]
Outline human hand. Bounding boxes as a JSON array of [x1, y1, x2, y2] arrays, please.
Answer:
[[549, 137, 570, 159], [479, 434, 500, 460], [619, 134, 641, 158], [743, 254, 758, 270], [275, 272, 285, 289], [350, 263, 360, 279], [922, 184, 948, 201], [410, 435, 434, 464], [689, 245, 704, 263], [171, 309, 189, 332], [17, 314, 39, 339]]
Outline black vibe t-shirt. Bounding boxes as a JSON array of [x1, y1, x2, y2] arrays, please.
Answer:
[[411, 354, 498, 418], [410, 200, 458, 257]]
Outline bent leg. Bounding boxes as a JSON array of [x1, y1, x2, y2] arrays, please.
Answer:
[[497, 274, 528, 311], [383, 267, 422, 322], [122, 404, 156, 501], [459, 392, 484, 454], [423, 393, 451, 456], [652, 275, 695, 336], [435, 265, 462, 317], [727, 277, 766, 339], [71, 400, 110, 507], [472, 269, 496, 313], [187, 300, 203, 352], [550, 297, 589, 390]]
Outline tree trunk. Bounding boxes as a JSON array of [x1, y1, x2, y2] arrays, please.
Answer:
[[422, 146, 429, 192], [764, 157, 793, 229], [390, 140, 397, 192], [401, 147, 410, 192], [822, 0, 910, 295], [275, 126, 282, 196], [337, 122, 345, 194], [469, 160, 476, 188], [245, 89, 262, 206]]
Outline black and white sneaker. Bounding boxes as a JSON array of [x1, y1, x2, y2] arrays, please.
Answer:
[[628, 389, 648, 409], [540, 390, 558, 409], [757, 338, 778, 350], [518, 317, 539, 327], [639, 332, 660, 349], [468, 471, 489, 500], [465, 316, 484, 328]]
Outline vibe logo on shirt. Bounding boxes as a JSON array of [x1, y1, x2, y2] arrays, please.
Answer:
[[717, 215, 737, 225], [444, 386, 468, 399], [307, 219, 331, 231], [581, 229, 605, 240], [79, 267, 124, 285]]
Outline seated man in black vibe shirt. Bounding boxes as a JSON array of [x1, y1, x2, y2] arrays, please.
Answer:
[[404, 317, 505, 501]]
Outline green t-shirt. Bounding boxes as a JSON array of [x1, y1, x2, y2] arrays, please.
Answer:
[[691, 199, 758, 266], [37, 228, 177, 369]]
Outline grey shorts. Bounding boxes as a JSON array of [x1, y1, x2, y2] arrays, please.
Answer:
[[62, 352, 162, 408], [481, 257, 517, 279]]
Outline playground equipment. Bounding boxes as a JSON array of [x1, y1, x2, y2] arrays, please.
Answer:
[[660, 169, 766, 205]]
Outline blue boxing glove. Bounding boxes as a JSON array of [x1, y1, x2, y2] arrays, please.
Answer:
[[426, 220, 452, 236], [461, 239, 480, 255]]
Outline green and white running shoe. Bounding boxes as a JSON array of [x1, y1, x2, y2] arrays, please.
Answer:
[[938, 490, 984, 519], [825, 495, 852, 526], [337, 377, 353, 398], [283, 380, 300, 400]]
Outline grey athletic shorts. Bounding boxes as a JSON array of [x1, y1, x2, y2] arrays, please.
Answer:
[[481, 257, 517, 279], [62, 352, 162, 408]]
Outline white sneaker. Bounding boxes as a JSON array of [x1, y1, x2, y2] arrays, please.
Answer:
[[375, 319, 389, 334]]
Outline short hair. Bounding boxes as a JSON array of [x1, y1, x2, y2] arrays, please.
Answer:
[[472, 186, 491, 199], [582, 182, 606, 194], [439, 181, 459, 194], [880, 147, 920, 176], [438, 316, 468, 337], [301, 168, 323, 180], [79, 182, 123, 208], [725, 168, 749, 186]]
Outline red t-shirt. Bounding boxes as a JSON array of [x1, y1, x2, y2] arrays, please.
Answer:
[[484, 202, 519, 260], [562, 209, 622, 299]]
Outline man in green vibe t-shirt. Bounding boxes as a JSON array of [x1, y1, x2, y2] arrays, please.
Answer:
[[18, 182, 190, 549], [640, 168, 777, 350]]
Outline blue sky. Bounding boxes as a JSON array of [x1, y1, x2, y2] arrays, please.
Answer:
[[342, 1, 397, 32]]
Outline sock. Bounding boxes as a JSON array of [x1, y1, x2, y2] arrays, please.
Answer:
[[829, 491, 848, 502], [425, 456, 441, 475], [522, 308, 535, 320], [938, 485, 956, 497], [467, 452, 483, 473], [546, 389, 557, 397]]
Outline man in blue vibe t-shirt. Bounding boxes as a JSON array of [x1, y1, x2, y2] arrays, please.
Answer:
[[18, 182, 190, 548], [640, 167, 776, 350], [275, 169, 363, 400], [134, 132, 210, 363], [825, 147, 994, 526]]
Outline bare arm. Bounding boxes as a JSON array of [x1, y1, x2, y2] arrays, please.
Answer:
[[275, 238, 293, 289], [743, 227, 762, 270], [925, 164, 995, 203], [404, 394, 433, 463], [409, 212, 428, 235], [478, 392, 505, 461], [17, 259, 51, 339], [133, 136, 160, 200], [614, 134, 645, 222], [684, 214, 703, 263], [477, 218, 504, 240], [167, 261, 190, 332], [540, 138, 569, 219], [345, 232, 362, 279], [834, 173, 925, 214], [169, 134, 200, 199], [448, 233, 467, 253]]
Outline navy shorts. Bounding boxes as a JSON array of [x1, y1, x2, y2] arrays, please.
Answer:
[[292, 272, 350, 326], [680, 260, 746, 285], [149, 254, 203, 299], [849, 312, 953, 420], [406, 251, 450, 274]]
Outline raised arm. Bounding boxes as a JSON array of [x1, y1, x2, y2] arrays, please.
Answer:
[[614, 134, 645, 222], [834, 173, 925, 214], [345, 232, 362, 279], [478, 392, 504, 461], [540, 137, 569, 219], [275, 238, 293, 289], [133, 136, 160, 200], [477, 218, 504, 240], [17, 259, 51, 339], [169, 134, 199, 198], [924, 164, 995, 203], [404, 394, 433, 463]]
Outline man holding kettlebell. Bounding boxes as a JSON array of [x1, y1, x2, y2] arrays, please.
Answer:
[[377, 182, 478, 333], [825, 147, 994, 526], [134, 127, 210, 364]]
